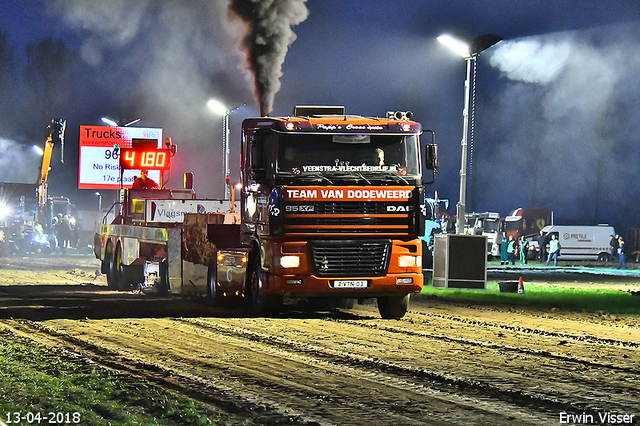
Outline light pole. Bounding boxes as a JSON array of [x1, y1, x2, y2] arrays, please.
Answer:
[[95, 192, 102, 214], [231, 182, 243, 213], [437, 33, 502, 234], [207, 99, 246, 200]]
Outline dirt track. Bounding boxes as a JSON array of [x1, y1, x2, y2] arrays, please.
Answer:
[[1, 255, 639, 425]]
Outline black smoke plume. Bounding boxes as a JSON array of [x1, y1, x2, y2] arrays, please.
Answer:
[[228, 0, 309, 116]]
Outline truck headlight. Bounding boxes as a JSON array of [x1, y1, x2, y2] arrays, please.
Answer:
[[398, 255, 421, 267], [278, 255, 300, 268]]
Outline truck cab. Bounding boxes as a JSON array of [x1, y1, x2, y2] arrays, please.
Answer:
[[235, 106, 438, 318]]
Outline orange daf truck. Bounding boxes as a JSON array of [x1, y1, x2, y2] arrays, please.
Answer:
[[94, 106, 438, 319]]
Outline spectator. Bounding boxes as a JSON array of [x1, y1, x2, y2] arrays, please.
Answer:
[[507, 235, 517, 265], [546, 234, 560, 266], [519, 236, 529, 265], [500, 233, 508, 265], [132, 169, 159, 189], [618, 237, 628, 269], [538, 231, 547, 263], [610, 234, 619, 262]]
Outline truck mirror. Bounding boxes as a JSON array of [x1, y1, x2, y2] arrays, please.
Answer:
[[184, 172, 194, 190], [425, 144, 438, 171]]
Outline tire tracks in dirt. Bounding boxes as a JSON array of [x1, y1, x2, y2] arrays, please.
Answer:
[[0, 318, 311, 426], [1, 315, 560, 426]]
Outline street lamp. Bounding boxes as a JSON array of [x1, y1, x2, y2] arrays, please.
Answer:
[[437, 33, 502, 234], [95, 192, 102, 214], [101, 117, 140, 127], [101, 117, 118, 127], [207, 99, 246, 200]]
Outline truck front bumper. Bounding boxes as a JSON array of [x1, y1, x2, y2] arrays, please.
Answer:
[[264, 273, 423, 299]]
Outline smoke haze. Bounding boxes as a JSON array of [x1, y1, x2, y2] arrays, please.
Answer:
[[1, 0, 639, 230], [0, 138, 39, 184], [227, 0, 309, 116], [474, 24, 640, 226], [45, 0, 255, 199]]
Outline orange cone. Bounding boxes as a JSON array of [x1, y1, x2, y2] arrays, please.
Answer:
[[518, 276, 525, 294]]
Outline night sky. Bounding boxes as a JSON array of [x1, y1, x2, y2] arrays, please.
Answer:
[[1, 0, 639, 232]]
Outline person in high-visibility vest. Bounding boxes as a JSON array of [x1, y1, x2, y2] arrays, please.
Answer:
[[546, 234, 560, 266], [519, 236, 529, 265]]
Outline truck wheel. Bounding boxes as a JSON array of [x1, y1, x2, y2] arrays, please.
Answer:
[[207, 263, 220, 306], [377, 294, 409, 319], [597, 253, 610, 262], [422, 240, 433, 270], [105, 243, 118, 290], [114, 246, 133, 291], [154, 258, 169, 296], [248, 256, 279, 316]]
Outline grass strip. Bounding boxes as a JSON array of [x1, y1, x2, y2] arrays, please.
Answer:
[[0, 329, 250, 426], [420, 282, 640, 315]]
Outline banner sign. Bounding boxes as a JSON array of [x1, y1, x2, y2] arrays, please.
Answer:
[[283, 186, 415, 202]]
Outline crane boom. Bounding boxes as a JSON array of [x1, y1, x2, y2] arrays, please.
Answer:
[[37, 119, 66, 208]]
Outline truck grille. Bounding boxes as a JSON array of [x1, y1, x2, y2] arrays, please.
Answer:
[[285, 202, 414, 235], [315, 202, 386, 214], [310, 239, 391, 277]]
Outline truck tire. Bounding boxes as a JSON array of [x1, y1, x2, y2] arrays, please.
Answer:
[[207, 263, 220, 306], [422, 240, 433, 270], [597, 253, 610, 262], [377, 294, 409, 319], [105, 243, 118, 290], [114, 246, 133, 291], [157, 258, 169, 296], [248, 255, 279, 316]]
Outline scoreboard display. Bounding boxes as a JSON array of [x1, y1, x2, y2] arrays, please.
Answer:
[[78, 126, 163, 189], [119, 148, 171, 170]]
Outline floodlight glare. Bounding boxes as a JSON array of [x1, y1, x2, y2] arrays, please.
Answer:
[[101, 117, 118, 127], [437, 34, 470, 58]]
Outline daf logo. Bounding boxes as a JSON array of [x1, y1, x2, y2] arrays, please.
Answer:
[[387, 205, 412, 212]]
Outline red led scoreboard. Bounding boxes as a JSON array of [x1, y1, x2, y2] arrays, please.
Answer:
[[119, 148, 171, 170]]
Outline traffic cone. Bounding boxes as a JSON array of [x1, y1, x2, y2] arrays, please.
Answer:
[[518, 276, 525, 294]]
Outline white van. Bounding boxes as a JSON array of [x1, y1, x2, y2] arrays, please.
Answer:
[[539, 225, 616, 261]]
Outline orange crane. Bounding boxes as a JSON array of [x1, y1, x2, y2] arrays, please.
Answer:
[[36, 119, 67, 226]]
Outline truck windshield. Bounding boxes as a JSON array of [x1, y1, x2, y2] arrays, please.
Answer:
[[276, 133, 420, 177], [505, 219, 521, 233], [483, 220, 501, 233]]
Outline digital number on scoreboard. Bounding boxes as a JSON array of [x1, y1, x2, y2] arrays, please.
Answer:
[[119, 148, 171, 170]]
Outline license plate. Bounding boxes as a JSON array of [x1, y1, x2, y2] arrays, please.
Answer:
[[332, 280, 368, 289]]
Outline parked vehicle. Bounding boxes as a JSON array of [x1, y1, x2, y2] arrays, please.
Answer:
[[532, 225, 616, 261], [465, 212, 503, 258], [504, 207, 550, 240]]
